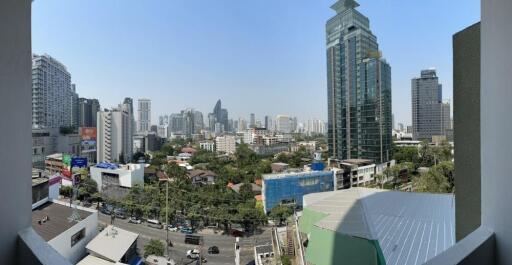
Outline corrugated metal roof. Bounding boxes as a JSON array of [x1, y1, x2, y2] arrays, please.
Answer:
[[303, 188, 455, 265]]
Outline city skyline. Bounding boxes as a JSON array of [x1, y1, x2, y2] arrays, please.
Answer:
[[32, 0, 479, 125]]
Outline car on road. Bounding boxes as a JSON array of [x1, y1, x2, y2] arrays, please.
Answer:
[[100, 204, 114, 215], [147, 219, 163, 229], [186, 249, 200, 259], [167, 225, 178, 232], [128, 216, 142, 224], [180, 227, 194, 234], [114, 208, 127, 219], [184, 235, 203, 245], [207, 246, 219, 254]]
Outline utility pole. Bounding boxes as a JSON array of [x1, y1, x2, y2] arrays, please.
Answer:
[[166, 180, 169, 259]]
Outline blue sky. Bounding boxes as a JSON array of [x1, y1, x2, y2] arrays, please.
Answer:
[[32, 0, 479, 125]]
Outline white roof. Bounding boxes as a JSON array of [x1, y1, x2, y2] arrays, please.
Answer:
[[303, 188, 455, 265], [77, 255, 120, 265], [86, 225, 138, 262]]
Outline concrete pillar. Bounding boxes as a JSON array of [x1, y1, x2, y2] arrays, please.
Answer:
[[0, 0, 33, 263], [481, 0, 512, 264]]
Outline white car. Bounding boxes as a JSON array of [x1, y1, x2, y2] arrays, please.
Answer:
[[167, 226, 178, 232], [186, 249, 200, 259]]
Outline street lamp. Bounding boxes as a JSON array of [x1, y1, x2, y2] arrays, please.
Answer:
[[158, 171, 171, 259]]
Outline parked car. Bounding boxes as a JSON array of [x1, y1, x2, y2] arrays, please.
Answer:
[[181, 227, 194, 234], [114, 209, 127, 219], [82, 201, 92, 208], [100, 204, 113, 215], [207, 246, 219, 254], [167, 225, 178, 232], [186, 249, 200, 259], [147, 219, 163, 229], [128, 217, 142, 224]]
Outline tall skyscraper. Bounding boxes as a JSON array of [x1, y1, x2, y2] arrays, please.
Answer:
[[249, 113, 256, 128], [32, 54, 75, 129], [209, 99, 229, 133], [137, 98, 151, 133], [169, 113, 184, 133], [411, 69, 443, 141], [326, 0, 392, 164], [70, 84, 79, 128], [78, 98, 100, 128], [264, 115, 271, 130], [97, 101, 133, 163]]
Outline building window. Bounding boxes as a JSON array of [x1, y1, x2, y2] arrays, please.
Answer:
[[71, 228, 86, 247]]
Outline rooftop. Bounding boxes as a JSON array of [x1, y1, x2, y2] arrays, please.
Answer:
[[32, 202, 94, 241], [230, 183, 262, 194], [303, 188, 455, 265], [262, 170, 332, 180], [188, 169, 217, 178], [86, 225, 138, 262], [255, 244, 274, 254], [341, 159, 374, 166], [77, 255, 115, 265]]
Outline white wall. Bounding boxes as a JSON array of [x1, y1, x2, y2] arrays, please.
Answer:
[[48, 205, 98, 264], [481, 0, 512, 264], [90, 164, 144, 191]]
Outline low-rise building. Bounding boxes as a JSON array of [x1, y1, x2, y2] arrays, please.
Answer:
[[254, 244, 275, 265], [334, 159, 376, 187], [271, 162, 289, 173], [84, 225, 139, 264], [32, 201, 98, 264], [32, 169, 60, 209], [230, 183, 262, 195], [298, 188, 455, 265], [262, 170, 335, 213], [216, 135, 236, 154], [250, 144, 290, 156], [199, 141, 215, 152], [188, 169, 217, 185], [90, 163, 144, 199]]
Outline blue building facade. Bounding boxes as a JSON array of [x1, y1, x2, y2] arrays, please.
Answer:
[[262, 171, 335, 213]]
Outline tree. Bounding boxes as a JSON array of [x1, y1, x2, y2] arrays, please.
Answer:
[[413, 169, 451, 193], [143, 239, 164, 258], [268, 205, 293, 226], [132, 152, 149, 163], [239, 183, 254, 200], [281, 256, 292, 265], [60, 185, 73, 197], [77, 178, 98, 201]]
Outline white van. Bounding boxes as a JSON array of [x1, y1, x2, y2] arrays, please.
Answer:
[[147, 219, 163, 229]]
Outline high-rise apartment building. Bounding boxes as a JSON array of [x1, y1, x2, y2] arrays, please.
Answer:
[[411, 69, 443, 141], [78, 98, 100, 128], [169, 113, 185, 134], [238, 117, 248, 132], [137, 98, 151, 133], [264, 116, 272, 130], [215, 135, 236, 154], [441, 101, 451, 136], [326, 0, 392, 164], [97, 101, 133, 163], [276, 115, 291, 133], [70, 84, 79, 128], [32, 54, 75, 129]]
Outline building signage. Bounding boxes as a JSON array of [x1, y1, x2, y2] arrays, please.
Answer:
[[71, 157, 88, 168]]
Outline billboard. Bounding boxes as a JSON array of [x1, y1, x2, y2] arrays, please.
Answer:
[[80, 127, 97, 152]]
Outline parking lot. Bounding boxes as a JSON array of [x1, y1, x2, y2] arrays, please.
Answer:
[[98, 212, 272, 265]]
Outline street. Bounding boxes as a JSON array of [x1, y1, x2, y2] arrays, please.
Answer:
[[98, 213, 272, 265]]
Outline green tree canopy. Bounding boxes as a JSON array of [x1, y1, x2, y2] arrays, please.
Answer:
[[143, 239, 164, 258], [268, 205, 293, 226]]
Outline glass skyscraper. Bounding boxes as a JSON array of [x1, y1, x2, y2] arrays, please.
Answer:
[[326, 0, 392, 164]]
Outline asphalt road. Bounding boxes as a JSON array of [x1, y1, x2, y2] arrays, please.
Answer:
[[98, 213, 272, 265]]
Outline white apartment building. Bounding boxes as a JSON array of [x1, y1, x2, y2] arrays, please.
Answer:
[[199, 141, 215, 152], [216, 135, 236, 154], [97, 103, 133, 163], [32, 54, 75, 129], [157, 124, 168, 139], [137, 98, 151, 133]]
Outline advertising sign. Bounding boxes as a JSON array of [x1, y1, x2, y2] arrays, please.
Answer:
[[63, 154, 71, 167], [80, 127, 97, 140], [80, 127, 97, 152], [71, 157, 88, 168]]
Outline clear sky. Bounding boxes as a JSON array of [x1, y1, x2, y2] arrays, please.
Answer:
[[32, 0, 479, 125]]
